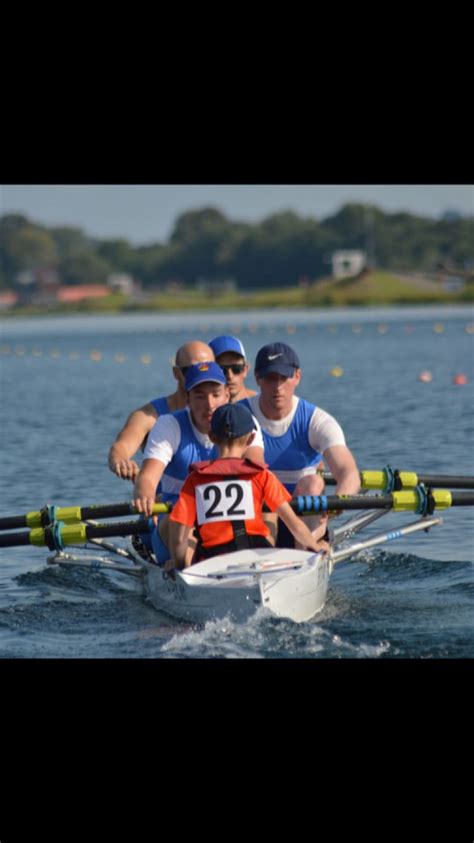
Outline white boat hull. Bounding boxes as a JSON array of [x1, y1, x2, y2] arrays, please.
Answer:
[[144, 548, 331, 624]]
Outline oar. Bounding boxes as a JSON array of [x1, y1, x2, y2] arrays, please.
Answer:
[[330, 516, 443, 566], [2, 488, 473, 550], [0, 501, 171, 532], [318, 468, 474, 490], [293, 489, 474, 515], [0, 519, 159, 550], [2, 484, 474, 540]]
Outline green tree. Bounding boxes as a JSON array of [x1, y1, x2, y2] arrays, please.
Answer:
[[60, 252, 112, 285], [51, 226, 94, 260], [170, 207, 230, 246], [161, 208, 239, 284], [96, 238, 136, 271], [0, 216, 58, 282], [230, 212, 335, 288]]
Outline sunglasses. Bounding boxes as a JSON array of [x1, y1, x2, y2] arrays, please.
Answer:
[[178, 365, 191, 376], [220, 363, 246, 375]]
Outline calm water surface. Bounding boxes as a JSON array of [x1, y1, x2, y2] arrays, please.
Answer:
[[0, 306, 473, 658]]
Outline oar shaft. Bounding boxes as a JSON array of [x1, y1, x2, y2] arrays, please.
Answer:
[[331, 516, 443, 566], [0, 501, 171, 532], [293, 490, 474, 514], [1, 490, 473, 549], [0, 519, 155, 549], [319, 470, 474, 490]]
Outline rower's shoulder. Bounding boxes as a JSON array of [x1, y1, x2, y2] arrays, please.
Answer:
[[136, 401, 160, 417]]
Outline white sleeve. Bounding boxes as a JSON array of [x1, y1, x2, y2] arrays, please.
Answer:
[[308, 407, 346, 454], [143, 414, 181, 466]]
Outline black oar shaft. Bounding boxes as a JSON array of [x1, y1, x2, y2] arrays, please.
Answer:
[[0, 530, 31, 547], [0, 515, 28, 531], [450, 492, 474, 505], [292, 490, 474, 514], [0, 501, 171, 532], [0, 519, 153, 549], [1, 491, 474, 550], [292, 495, 391, 513], [320, 471, 474, 490], [0, 506, 135, 532], [416, 475, 474, 489]]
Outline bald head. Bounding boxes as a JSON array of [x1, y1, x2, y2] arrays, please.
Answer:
[[175, 341, 215, 367]]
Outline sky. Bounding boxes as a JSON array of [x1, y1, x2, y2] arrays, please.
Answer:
[[1, 184, 472, 247]]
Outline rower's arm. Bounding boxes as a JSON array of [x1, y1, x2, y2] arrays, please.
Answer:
[[243, 444, 265, 463], [132, 458, 166, 517], [167, 520, 191, 569], [276, 502, 329, 553], [108, 403, 158, 481], [323, 445, 361, 495]]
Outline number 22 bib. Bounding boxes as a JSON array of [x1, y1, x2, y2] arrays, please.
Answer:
[[195, 480, 255, 525]]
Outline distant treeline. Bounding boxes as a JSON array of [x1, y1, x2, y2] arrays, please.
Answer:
[[0, 204, 473, 290]]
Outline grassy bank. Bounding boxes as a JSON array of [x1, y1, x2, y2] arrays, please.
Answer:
[[1, 271, 473, 318]]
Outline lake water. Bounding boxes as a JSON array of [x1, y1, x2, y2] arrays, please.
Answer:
[[0, 305, 473, 658]]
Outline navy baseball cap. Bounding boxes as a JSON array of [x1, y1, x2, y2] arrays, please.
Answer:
[[211, 403, 256, 439], [184, 361, 227, 391], [254, 342, 300, 377], [209, 335, 246, 359]]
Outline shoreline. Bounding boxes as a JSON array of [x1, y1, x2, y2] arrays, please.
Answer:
[[1, 304, 473, 339]]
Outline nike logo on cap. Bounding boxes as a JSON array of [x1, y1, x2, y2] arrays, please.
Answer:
[[267, 353, 283, 360]]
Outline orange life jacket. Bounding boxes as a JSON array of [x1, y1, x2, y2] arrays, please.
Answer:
[[176, 457, 283, 560]]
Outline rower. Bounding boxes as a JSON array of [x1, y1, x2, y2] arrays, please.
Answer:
[[239, 342, 361, 548], [132, 363, 265, 566], [209, 335, 257, 403], [108, 340, 215, 482], [166, 402, 329, 571]]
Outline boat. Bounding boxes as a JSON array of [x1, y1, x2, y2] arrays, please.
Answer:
[[1, 469, 473, 625], [125, 507, 443, 624], [138, 547, 331, 624]]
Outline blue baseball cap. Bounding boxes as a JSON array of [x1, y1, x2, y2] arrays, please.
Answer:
[[184, 361, 227, 392], [254, 342, 300, 377], [209, 335, 246, 359], [211, 403, 256, 439]]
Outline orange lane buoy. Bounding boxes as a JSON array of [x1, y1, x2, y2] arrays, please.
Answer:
[[453, 373, 468, 385], [418, 371, 433, 383]]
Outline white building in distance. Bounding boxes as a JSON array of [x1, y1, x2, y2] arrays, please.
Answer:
[[331, 250, 367, 279]]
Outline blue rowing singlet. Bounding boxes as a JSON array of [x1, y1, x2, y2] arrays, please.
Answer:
[[149, 396, 170, 415], [160, 409, 217, 505], [240, 397, 322, 493]]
